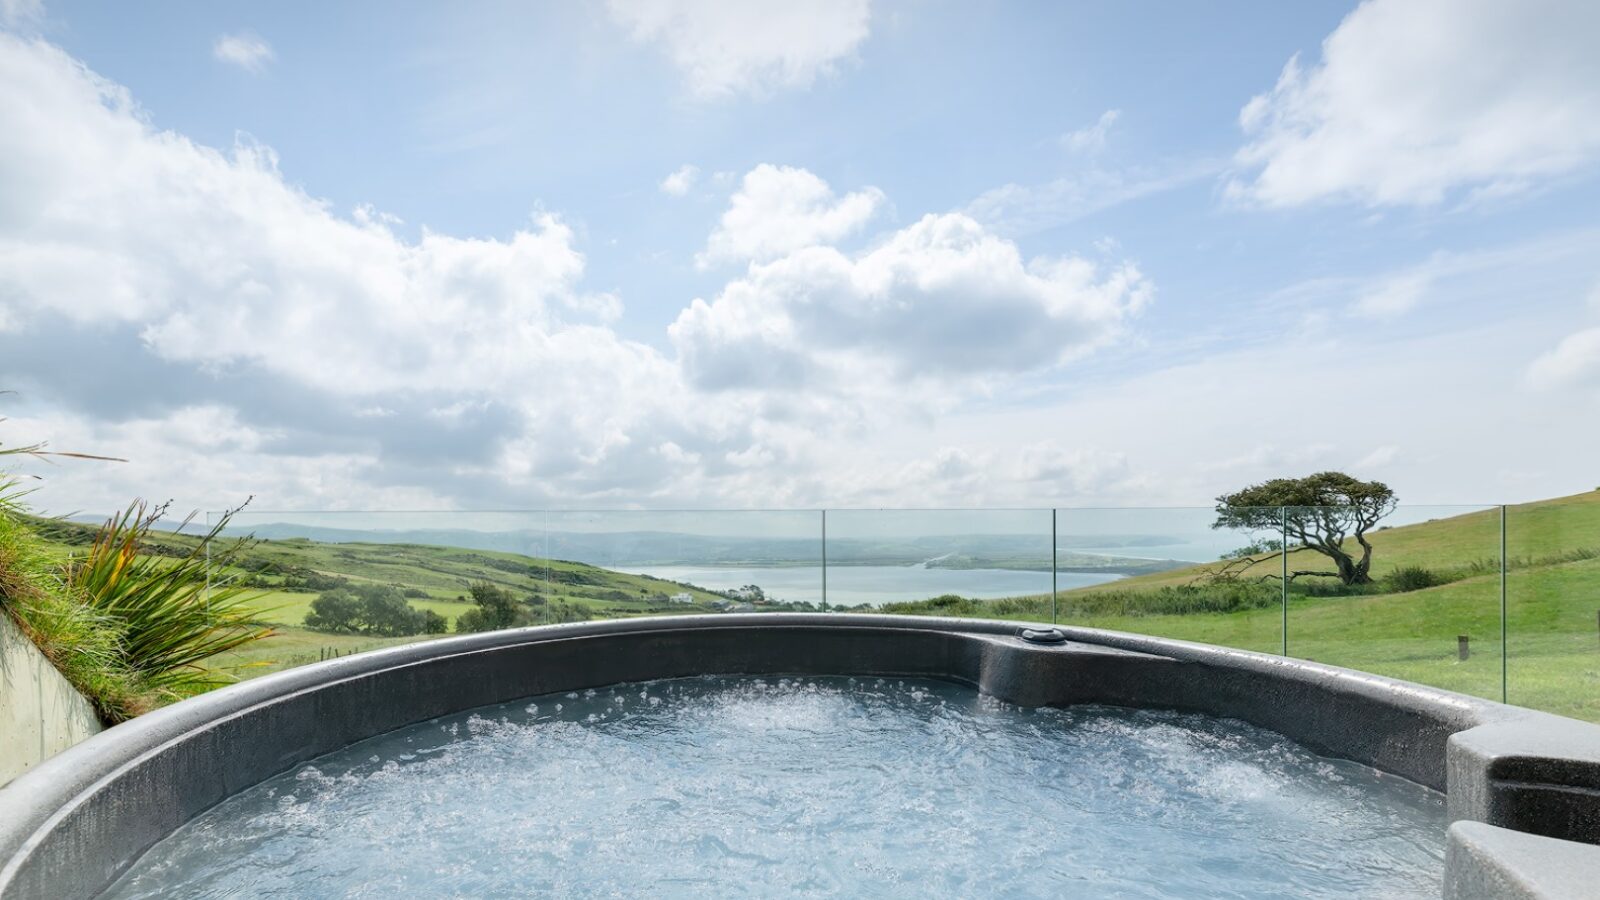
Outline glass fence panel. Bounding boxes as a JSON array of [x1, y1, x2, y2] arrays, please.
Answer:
[[1507, 495, 1600, 722], [209, 509, 551, 678], [204, 501, 1598, 721], [1284, 504, 1502, 702], [819, 509, 1055, 617], [1050, 507, 1284, 654], [541, 510, 823, 617]]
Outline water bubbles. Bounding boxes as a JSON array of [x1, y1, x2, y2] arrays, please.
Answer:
[[102, 677, 1446, 900]]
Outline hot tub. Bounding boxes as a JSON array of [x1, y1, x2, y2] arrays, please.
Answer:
[[1, 614, 1597, 898]]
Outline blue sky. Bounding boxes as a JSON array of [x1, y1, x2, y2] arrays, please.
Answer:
[[2, 0, 1598, 513]]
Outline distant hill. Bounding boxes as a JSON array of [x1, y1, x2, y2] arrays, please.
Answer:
[[26, 516, 759, 624], [229, 522, 1188, 575]]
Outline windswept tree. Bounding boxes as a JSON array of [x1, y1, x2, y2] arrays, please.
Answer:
[[1212, 472, 1397, 585]]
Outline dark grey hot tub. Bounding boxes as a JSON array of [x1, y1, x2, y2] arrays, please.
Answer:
[[1, 614, 1597, 898]]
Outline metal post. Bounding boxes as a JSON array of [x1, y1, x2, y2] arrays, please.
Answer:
[[1051, 508, 1058, 625], [1281, 506, 1289, 657], [1500, 504, 1508, 704], [821, 509, 828, 613]]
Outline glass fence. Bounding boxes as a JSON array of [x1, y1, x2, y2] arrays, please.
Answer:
[[206, 501, 1599, 722]]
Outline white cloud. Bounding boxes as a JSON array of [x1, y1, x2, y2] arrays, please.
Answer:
[[0, 36, 639, 399], [1352, 269, 1432, 319], [605, 0, 871, 99], [0, 0, 43, 29], [1355, 445, 1400, 470], [659, 163, 699, 196], [212, 32, 275, 73], [697, 164, 884, 267], [6, 406, 456, 514], [1261, 234, 1600, 329], [1527, 328, 1600, 391], [0, 36, 1156, 515], [966, 161, 1217, 237], [1060, 109, 1120, 154], [673, 207, 1150, 394], [0, 34, 706, 510], [828, 444, 1138, 508], [1231, 0, 1600, 207]]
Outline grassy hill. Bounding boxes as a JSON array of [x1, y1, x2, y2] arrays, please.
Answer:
[[27, 519, 789, 681], [874, 490, 1600, 721], [28, 491, 1600, 721], [1077, 493, 1599, 591]]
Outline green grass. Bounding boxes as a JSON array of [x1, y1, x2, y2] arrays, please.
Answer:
[[0, 499, 149, 720], [1, 490, 279, 721], [28, 522, 746, 627], [873, 490, 1600, 722], [204, 627, 421, 681], [249, 589, 474, 628], [19, 490, 1600, 723], [1091, 491, 1600, 591], [26, 518, 809, 684]]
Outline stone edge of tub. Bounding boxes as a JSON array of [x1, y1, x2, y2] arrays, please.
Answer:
[[0, 613, 1596, 899]]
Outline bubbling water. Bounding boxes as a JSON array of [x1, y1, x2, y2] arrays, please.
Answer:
[[105, 677, 1445, 898]]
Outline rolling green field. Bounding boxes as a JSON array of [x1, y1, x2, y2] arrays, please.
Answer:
[[28, 521, 763, 682], [31, 490, 1600, 721], [882, 490, 1600, 721]]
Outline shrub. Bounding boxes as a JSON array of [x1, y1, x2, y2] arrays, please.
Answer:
[[65, 501, 275, 701], [359, 590, 430, 636], [304, 590, 364, 633], [1060, 582, 1281, 617], [421, 610, 449, 634], [281, 570, 349, 592], [880, 594, 985, 617], [1386, 565, 1446, 593], [305, 583, 439, 636], [455, 581, 531, 633], [1293, 579, 1386, 598]]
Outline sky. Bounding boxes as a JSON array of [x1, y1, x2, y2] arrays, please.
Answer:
[[1, 0, 1598, 515]]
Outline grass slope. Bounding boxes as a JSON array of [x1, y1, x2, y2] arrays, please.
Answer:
[[28, 522, 757, 682], [881, 490, 1600, 721], [25, 492, 1600, 721]]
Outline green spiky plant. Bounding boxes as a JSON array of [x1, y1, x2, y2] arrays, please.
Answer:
[[0, 436, 148, 720], [2, 396, 274, 720], [65, 500, 275, 701]]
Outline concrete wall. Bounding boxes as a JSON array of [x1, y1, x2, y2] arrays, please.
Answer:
[[0, 612, 101, 786]]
